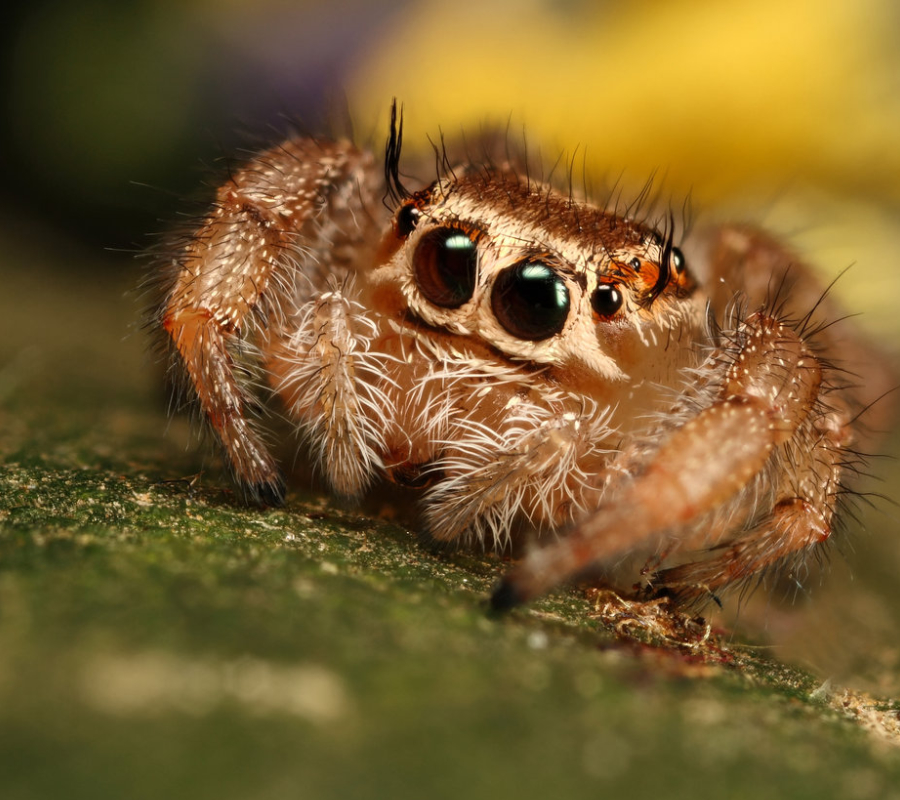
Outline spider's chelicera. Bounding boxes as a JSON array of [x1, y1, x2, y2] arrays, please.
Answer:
[[158, 105, 890, 611]]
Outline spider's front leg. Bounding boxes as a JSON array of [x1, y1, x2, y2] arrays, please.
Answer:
[[651, 388, 848, 602], [492, 310, 844, 609], [160, 139, 380, 503]]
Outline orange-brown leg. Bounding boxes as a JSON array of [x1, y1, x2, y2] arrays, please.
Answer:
[[651, 400, 848, 601], [161, 140, 378, 503], [492, 311, 828, 610], [698, 223, 895, 442]]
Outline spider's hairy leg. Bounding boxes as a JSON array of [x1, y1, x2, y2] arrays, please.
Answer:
[[700, 223, 895, 440], [492, 311, 827, 610], [652, 395, 849, 602], [160, 139, 379, 504], [424, 399, 617, 550], [265, 286, 396, 498]]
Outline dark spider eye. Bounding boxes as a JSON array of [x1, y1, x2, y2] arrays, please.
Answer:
[[492, 262, 570, 341], [629, 257, 642, 271], [591, 284, 623, 318], [671, 246, 686, 273], [396, 203, 419, 238], [413, 227, 478, 308]]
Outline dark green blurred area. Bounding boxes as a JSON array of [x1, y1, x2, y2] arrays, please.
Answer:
[[1, 0, 403, 250]]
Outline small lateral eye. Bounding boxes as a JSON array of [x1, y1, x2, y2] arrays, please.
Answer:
[[395, 203, 420, 238], [671, 246, 686, 273], [413, 227, 478, 308], [591, 283, 623, 318], [629, 257, 642, 271], [492, 262, 570, 341]]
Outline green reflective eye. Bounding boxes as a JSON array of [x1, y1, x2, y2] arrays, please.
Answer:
[[491, 262, 570, 341], [413, 228, 478, 308], [444, 233, 473, 250]]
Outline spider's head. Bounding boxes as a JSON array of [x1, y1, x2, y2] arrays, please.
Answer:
[[370, 170, 699, 382]]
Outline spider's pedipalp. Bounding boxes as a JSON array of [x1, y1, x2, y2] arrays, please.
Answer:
[[267, 287, 399, 498], [424, 400, 619, 550]]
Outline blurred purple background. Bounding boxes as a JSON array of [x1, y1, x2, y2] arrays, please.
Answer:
[[0, 0, 409, 251]]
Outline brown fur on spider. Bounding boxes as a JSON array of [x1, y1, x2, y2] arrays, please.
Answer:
[[156, 103, 892, 613]]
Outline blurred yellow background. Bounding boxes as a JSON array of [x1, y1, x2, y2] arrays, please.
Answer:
[[352, 0, 899, 198], [5, 0, 899, 331], [346, 0, 900, 331]]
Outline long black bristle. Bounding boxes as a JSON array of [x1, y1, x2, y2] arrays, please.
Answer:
[[384, 99, 410, 206]]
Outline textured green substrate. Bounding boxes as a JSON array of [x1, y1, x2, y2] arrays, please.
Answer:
[[1, 230, 899, 800]]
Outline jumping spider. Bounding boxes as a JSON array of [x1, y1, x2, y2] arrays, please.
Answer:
[[158, 106, 890, 612]]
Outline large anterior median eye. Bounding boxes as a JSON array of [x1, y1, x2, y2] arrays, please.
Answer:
[[413, 228, 478, 308], [491, 262, 570, 341]]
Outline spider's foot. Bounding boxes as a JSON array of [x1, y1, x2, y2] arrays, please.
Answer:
[[245, 474, 287, 508], [489, 576, 528, 614]]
